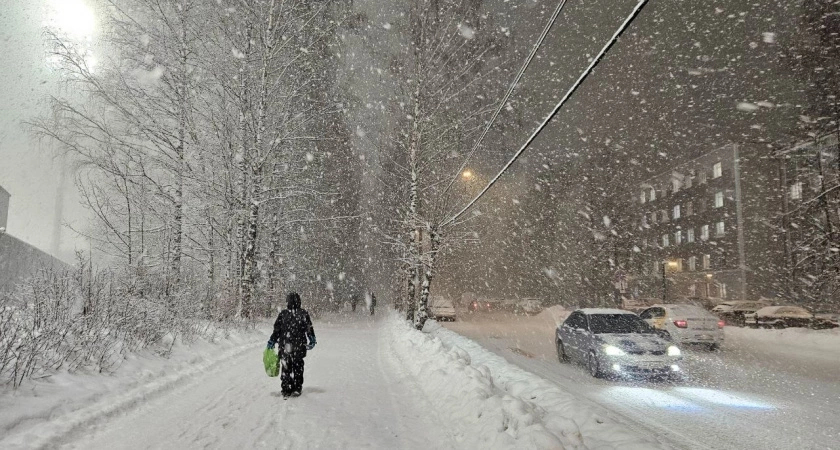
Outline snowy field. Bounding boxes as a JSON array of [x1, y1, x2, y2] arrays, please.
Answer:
[[444, 309, 840, 449]]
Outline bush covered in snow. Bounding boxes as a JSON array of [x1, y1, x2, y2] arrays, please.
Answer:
[[0, 262, 239, 388]]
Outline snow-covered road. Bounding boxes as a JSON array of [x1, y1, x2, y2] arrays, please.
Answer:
[[443, 312, 840, 450], [2, 315, 454, 450]]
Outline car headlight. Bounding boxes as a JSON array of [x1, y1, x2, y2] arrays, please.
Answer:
[[603, 345, 625, 356], [667, 345, 681, 356]]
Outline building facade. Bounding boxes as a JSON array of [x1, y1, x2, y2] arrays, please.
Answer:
[[775, 134, 840, 307], [628, 144, 785, 303]]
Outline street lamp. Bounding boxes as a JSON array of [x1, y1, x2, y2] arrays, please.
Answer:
[[705, 273, 713, 298], [461, 169, 474, 180]]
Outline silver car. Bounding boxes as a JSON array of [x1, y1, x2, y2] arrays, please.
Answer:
[[555, 308, 683, 379]]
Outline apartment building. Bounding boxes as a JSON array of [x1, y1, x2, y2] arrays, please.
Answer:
[[629, 144, 784, 302]]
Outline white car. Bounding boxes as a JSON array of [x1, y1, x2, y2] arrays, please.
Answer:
[[639, 304, 724, 350], [556, 309, 683, 379], [429, 296, 456, 321], [711, 301, 747, 314], [746, 305, 813, 329]]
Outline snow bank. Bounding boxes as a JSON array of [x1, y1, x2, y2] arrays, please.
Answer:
[[384, 316, 664, 449], [0, 326, 262, 449], [725, 326, 840, 355]]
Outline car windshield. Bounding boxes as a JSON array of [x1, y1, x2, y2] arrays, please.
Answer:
[[588, 314, 654, 334]]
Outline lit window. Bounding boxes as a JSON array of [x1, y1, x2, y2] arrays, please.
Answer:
[[640, 191, 646, 204], [686, 201, 693, 216], [715, 191, 724, 208], [713, 162, 722, 179], [716, 221, 725, 236], [703, 254, 711, 270], [688, 256, 697, 271], [687, 228, 695, 243], [649, 188, 656, 201], [650, 212, 657, 224], [673, 205, 681, 219], [672, 179, 681, 193], [701, 225, 710, 241], [662, 234, 670, 247], [790, 182, 802, 200], [675, 230, 682, 245]]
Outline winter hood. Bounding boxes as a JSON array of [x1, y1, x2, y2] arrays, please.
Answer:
[[286, 292, 301, 310]]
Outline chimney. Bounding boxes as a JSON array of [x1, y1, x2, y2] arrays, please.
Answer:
[[0, 185, 9, 231]]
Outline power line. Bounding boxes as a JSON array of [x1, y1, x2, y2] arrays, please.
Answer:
[[442, 0, 652, 228], [441, 0, 570, 198]]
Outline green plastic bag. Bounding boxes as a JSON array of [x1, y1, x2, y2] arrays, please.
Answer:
[[263, 348, 279, 377]]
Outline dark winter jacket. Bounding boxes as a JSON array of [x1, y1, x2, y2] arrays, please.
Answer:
[[268, 293, 315, 356]]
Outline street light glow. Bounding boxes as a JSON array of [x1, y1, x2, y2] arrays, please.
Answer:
[[462, 169, 474, 180], [47, 0, 96, 41]]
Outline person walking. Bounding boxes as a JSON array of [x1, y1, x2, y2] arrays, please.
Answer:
[[350, 293, 359, 312], [267, 292, 316, 399], [369, 292, 377, 316]]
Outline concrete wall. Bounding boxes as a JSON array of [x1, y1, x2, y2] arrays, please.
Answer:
[[0, 233, 70, 293]]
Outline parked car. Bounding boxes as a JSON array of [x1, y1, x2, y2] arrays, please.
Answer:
[[429, 296, 456, 321], [555, 308, 683, 379], [813, 313, 840, 330], [711, 301, 747, 314], [745, 306, 814, 329], [719, 301, 771, 326], [639, 304, 725, 350], [620, 297, 654, 313], [514, 299, 543, 315]]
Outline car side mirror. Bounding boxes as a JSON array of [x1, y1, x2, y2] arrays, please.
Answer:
[[656, 330, 671, 339]]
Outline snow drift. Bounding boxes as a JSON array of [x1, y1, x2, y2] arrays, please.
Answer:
[[383, 315, 665, 449]]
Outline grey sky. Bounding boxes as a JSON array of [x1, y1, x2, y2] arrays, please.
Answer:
[[0, 0, 90, 263]]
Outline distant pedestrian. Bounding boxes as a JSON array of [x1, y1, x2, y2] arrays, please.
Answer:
[[267, 292, 316, 399], [350, 293, 359, 312], [369, 292, 377, 316]]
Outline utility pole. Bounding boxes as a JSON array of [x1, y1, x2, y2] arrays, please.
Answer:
[[662, 260, 667, 303]]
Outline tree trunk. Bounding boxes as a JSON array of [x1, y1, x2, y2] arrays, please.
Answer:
[[414, 226, 439, 330]]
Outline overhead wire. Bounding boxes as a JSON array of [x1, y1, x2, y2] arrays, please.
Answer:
[[440, 0, 570, 198], [442, 0, 652, 228]]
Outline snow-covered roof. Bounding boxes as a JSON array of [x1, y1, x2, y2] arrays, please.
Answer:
[[576, 308, 634, 315]]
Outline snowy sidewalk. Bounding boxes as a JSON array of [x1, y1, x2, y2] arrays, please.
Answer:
[[48, 315, 453, 449]]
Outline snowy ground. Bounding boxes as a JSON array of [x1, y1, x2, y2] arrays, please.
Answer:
[[443, 310, 840, 450], [1, 314, 454, 450], [3, 310, 835, 449]]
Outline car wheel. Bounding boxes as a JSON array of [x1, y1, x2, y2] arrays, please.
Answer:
[[588, 352, 602, 378], [708, 343, 720, 352], [774, 322, 786, 329], [556, 340, 569, 363]]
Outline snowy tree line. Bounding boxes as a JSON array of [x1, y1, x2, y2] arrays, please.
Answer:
[[27, 0, 359, 320]]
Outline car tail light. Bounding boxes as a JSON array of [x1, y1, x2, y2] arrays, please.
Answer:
[[717, 320, 725, 329], [674, 320, 688, 328]]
